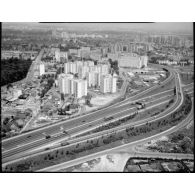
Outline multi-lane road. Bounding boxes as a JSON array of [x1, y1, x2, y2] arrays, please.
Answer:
[[2, 94, 174, 164], [38, 110, 193, 172]]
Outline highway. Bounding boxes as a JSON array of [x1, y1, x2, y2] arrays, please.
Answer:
[[2, 64, 193, 171], [2, 92, 173, 163], [2, 90, 173, 149]]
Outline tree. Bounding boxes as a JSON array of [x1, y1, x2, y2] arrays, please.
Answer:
[[74, 73, 79, 78], [3, 117, 10, 125], [109, 59, 119, 75], [85, 93, 92, 105]]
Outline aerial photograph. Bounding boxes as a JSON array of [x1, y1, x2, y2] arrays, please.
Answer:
[[1, 22, 194, 172]]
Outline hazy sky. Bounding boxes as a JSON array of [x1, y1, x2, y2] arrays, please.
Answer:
[[3, 22, 193, 34]]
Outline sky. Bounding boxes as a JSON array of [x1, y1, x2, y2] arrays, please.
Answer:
[[52, 23, 193, 33], [3, 22, 193, 34]]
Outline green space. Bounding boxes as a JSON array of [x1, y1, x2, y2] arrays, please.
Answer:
[[1, 58, 32, 86]]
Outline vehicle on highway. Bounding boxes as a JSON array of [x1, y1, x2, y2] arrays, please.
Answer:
[[45, 135, 51, 139], [63, 130, 68, 134], [61, 142, 69, 146], [45, 147, 50, 150], [104, 116, 114, 121], [135, 102, 145, 110]]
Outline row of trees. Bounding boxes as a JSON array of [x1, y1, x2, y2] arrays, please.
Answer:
[[78, 112, 138, 136]]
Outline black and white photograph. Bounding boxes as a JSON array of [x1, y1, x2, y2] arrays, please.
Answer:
[[1, 22, 194, 173], [0, 1, 195, 195]]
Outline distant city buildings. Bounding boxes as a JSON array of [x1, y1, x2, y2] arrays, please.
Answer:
[[52, 30, 107, 39], [108, 42, 153, 54], [147, 35, 193, 48]]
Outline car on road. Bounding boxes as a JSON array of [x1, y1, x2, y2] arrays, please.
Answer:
[[45, 135, 51, 139], [63, 130, 68, 134], [61, 142, 69, 146], [27, 135, 32, 138], [104, 116, 114, 121]]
